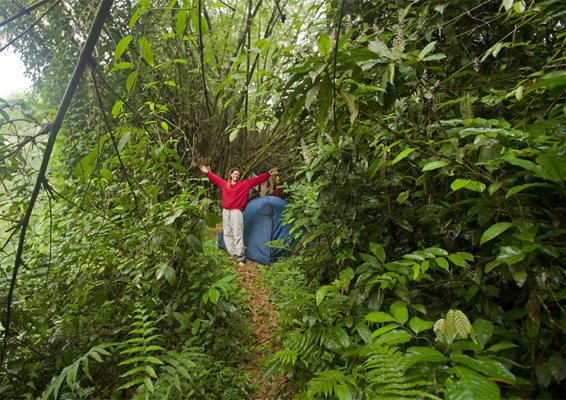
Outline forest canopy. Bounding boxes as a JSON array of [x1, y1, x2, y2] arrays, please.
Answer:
[[0, 0, 564, 399]]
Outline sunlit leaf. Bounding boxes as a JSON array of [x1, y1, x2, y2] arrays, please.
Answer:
[[138, 37, 155, 66], [318, 33, 331, 56], [480, 222, 513, 245], [114, 35, 133, 60], [391, 148, 416, 165], [422, 160, 448, 171]]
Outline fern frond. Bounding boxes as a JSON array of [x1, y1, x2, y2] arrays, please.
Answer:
[[306, 369, 355, 400], [148, 347, 210, 399], [118, 302, 164, 397], [40, 343, 113, 400], [363, 346, 440, 400]]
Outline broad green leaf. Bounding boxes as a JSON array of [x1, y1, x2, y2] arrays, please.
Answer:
[[138, 37, 155, 66], [422, 160, 448, 171], [118, 131, 131, 152], [447, 366, 500, 400], [305, 84, 319, 111], [334, 327, 350, 348], [129, 5, 148, 29], [208, 288, 220, 304], [418, 41, 436, 60], [390, 301, 408, 324], [409, 316, 434, 334], [112, 100, 124, 118], [496, 246, 524, 265], [423, 53, 446, 61], [473, 319, 493, 348], [511, 264, 527, 287], [355, 324, 373, 344], [536, 363, 552, 388], [504, 156, 554, 181], [126, 71, 138, 92], [400, 346, 446, 371], [427, 247, 448, 256], [371, 323, 400, 338], [175, 10, 187, 36], [452, 354, 515, 383], [486, 341, 518, 352], [369, 242, 386, 263], [316, 285, 333, 305], [366, 311, 396, 323], [339, 88, 358, 125], [229, 130, 239, 142], [450, 178, 486, 192], [549, 356, 566, 383], [113, 62, 135, 70], [435, 257, 449, 271], [114, 35, 133, 60], [368, 39, 392, 59], [374, 329, 412, 345], [396, 191, 409, 204], [391, 148, 416, 165], [480, 222, 512, 245], [506, 183, 554, 198], [318, 33, 331, 56], [448, 254, 466, 267], [488, 181, 503, 195], [100, 169, 113, 183], [536, 150, 565, 183]]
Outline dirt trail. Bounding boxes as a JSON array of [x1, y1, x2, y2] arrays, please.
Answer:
[[235, 260, 286, 400]]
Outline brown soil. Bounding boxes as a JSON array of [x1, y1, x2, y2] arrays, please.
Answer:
[[235, 260, 287, 400]]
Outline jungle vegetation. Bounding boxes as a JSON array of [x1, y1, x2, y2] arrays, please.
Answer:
[[0, 0, 564, 398]]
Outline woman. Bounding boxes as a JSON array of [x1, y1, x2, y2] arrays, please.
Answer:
[[200, 165, 278, 266]]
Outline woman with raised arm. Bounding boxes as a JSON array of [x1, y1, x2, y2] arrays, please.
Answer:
[[200, 165, 278, 266]]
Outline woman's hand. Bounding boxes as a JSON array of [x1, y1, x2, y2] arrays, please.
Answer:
[[200, 165, 209, 174], [269, 168, 278, 176]]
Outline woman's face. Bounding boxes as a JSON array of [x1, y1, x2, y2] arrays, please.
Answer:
[[230, 170, 241, 183]]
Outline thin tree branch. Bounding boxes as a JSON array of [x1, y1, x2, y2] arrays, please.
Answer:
[[273, 0, 285, 22], [0, 0, 115, 367]]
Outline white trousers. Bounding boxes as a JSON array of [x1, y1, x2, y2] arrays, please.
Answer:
[[222, 209, 245, 261]]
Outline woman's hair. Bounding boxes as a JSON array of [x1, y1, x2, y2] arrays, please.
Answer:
[[229, 168, 241, 175]]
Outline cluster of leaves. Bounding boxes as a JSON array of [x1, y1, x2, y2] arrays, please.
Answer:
[[0, 93, 253, 397], [269, 0, 565, 398]]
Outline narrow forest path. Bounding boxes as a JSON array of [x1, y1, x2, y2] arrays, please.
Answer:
[[234, 260, 287, 400]]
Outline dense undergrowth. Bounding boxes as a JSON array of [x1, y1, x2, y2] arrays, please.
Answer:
[[262, 0, 565, 399], [0, 176, 255, 398], [1, 0, 564, 398]]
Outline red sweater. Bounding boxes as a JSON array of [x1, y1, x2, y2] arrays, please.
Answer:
[[207, 170, 271, 210]]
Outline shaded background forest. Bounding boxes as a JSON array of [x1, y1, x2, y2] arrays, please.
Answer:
[[0, 0, 564, 398]]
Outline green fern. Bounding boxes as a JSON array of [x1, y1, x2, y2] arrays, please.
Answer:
[[117, 302, 165, 397], [306, 369, 355, 400], [148, 347, 208, 398], [40, 343, 113, 400], [363, 346, 440, 400]]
